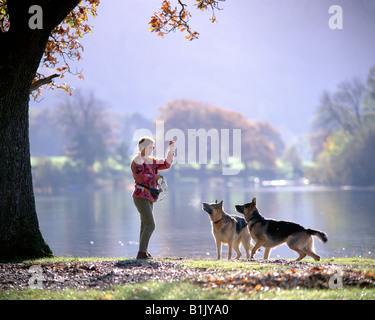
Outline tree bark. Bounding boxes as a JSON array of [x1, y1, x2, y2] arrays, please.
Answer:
[[0, 0, 80, 260], [0, 78, 53, 259]]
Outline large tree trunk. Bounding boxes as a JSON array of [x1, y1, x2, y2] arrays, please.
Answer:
[[0, 81, 53, 259], [0, 0, 80, 260]]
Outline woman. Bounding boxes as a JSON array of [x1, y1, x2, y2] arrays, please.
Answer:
[[131, 136, 175, 259]]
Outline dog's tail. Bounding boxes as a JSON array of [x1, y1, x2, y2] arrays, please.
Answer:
[[307, 229, 328, 243]]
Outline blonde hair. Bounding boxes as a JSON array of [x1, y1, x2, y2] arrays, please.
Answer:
[[138, 136, 155, 152]]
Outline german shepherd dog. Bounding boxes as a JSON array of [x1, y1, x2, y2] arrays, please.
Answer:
[[203, 200, 253, 260], [235, 198, 328, 261]]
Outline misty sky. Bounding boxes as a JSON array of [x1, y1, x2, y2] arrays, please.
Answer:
[[33, 0, 375, 142]]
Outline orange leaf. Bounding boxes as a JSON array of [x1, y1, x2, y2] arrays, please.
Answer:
[[254, 284, 262, 291]]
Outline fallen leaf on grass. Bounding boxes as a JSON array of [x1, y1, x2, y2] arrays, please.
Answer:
[[193, 268, 375, 292], [254, 284, 262, 291]]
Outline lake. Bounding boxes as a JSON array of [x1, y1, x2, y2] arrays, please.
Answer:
[[36, 181, 375, 260]]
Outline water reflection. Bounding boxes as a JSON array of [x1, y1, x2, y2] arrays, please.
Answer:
[[36, 181, 375, 259]]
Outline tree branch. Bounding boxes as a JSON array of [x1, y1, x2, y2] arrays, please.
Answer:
[[29, 73, 59, 92], [42, 0, 81, 32]]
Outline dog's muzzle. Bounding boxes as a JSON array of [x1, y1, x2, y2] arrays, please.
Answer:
[[202, 203, 212, 214]]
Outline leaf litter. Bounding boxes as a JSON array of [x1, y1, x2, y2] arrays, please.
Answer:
[[0, 258, 373, 292]]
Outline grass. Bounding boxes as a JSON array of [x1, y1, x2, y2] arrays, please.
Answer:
[[170, 257, 375, 274], [0, 257, 374, 300], [2, 280, 373, 301]]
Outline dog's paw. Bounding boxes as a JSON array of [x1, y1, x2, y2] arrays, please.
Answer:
[[247, 257, 256, 261]]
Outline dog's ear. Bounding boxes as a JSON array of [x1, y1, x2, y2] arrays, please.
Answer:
[[215, 200, 218, 204], [252, 197, 256, 205], [219, 200, 223, 207]]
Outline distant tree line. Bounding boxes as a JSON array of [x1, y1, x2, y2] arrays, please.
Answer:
[[308, 66, 375, 186], [31, 94, 298, 192], [32, 69, 375, 192], [31, 90, 132, 192], [156, 99, 286, 179]]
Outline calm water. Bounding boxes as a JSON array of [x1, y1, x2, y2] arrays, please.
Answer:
[[36, 182, 375, 260]]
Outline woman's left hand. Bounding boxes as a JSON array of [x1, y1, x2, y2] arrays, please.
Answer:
[[169, 140, 176, 152]]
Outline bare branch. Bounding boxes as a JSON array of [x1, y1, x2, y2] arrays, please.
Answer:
[[29, 73, 59, 92]]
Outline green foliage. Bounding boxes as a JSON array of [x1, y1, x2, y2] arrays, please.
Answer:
[[281, 145, 304, 179], [311, 127, 375, 186], [32, 158, 67, 193], [309, 66, 375, 186], [31, 155, 131, 192]]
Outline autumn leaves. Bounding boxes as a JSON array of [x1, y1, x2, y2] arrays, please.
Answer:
[[148, 0, 224, 41], [32, 0, 100, 99]]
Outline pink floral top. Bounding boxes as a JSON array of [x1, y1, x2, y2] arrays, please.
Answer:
[[131, 154, 173, 202]]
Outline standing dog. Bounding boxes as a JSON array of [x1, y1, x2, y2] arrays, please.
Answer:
[[235, 198, 328, 261], [203, 200, 253, 260]]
